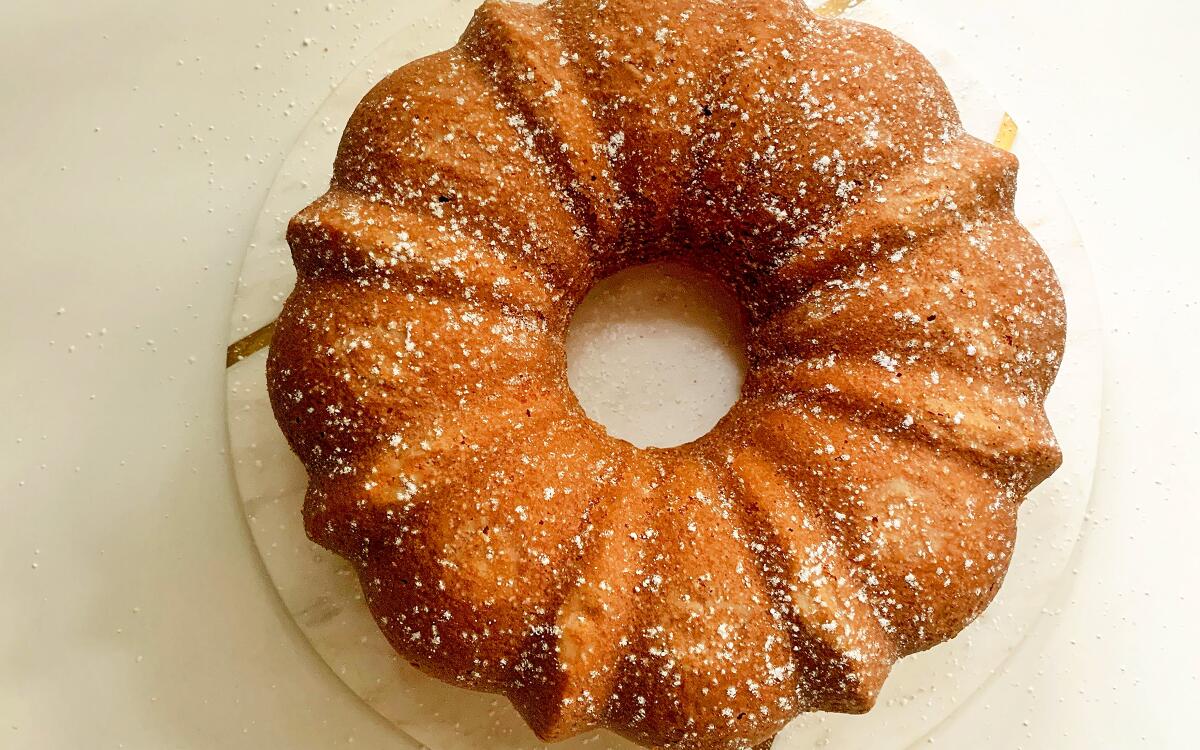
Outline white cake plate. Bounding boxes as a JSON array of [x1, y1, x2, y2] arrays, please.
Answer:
[[224, 1, 1104, 747]]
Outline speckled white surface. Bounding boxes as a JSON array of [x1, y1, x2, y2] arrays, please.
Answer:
[[224, 2, 1102, 748], [3, 1, 1197, 748]]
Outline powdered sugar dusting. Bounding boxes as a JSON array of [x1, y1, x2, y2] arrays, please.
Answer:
[[264, 1, 1067, 748]]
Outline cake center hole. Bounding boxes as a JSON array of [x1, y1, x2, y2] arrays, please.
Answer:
[[566, 262, 748, 449]]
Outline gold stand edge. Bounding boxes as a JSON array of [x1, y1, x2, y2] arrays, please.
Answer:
[[814, 0, 862, 17], [226, 319, 276, 368], [994, 112, 1019, 152]]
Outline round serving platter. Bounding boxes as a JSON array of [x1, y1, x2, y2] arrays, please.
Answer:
[[225, 2, 1104, 747]]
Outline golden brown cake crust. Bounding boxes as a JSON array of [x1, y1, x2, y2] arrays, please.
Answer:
[[266, 1, 1066, 748]]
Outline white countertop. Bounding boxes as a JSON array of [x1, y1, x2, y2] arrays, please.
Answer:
[[2, 1, 1197, 748]]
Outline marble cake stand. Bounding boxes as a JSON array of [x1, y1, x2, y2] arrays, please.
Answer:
[[225, 1, 1104, 747]]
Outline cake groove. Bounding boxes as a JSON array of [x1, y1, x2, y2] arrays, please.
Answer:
[[465, 1, 624, 256]]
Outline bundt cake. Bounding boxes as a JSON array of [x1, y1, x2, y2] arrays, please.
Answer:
[[266, 0, 1066, 747]]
